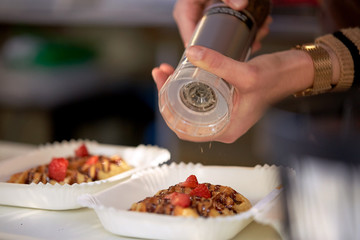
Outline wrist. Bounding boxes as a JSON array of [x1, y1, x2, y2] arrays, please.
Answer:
[[264, 49, 314, 101], [292, 43, 333, 97]]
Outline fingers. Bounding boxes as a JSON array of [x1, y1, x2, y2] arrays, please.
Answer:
[[256, 16, 272, 42], [173, 0, 208, 46], [159, 63, 175, 75], [252, 16, 272, 52], [223, 0, 248, 10], [185, 45, 252, 88], [152, 63, 175, 91]]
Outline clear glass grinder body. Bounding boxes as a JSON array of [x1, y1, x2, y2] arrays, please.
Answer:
[[158, 0, 270, 139]]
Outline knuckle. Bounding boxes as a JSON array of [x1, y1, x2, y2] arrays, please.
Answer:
[[239, 64, 260, 90], [207, 57, 223, 70]]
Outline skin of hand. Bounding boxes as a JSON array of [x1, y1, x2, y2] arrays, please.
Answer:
[[152, 0, 342, 143], [152, 46, 315, 143]]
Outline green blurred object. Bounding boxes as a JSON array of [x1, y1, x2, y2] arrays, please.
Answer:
[[2, 35, 96, 69], [34, 42, 96, 67]]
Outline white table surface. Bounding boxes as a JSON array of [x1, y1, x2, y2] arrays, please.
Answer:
[[0, 140, 282, 240]]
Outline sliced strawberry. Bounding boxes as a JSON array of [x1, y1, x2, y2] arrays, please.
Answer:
[[48, 157, 69, 182], [86, 155, 99, 165], [190, 184, 211, 198], [165, 192, 191, 208], [179, 175, 198, 188], [75, 144, 89, 157]]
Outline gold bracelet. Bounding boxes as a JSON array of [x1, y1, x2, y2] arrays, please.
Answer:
[[293, 43, 333, 97]]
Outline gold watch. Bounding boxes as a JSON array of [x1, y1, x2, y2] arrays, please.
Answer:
[[293, 43, 333, 97]]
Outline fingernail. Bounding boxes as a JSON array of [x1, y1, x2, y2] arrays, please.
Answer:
[[228, 0, 247, 9], [185, 46, 204, 61]]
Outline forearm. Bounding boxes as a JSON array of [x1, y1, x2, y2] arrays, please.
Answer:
[[250, 49, 314, 104]]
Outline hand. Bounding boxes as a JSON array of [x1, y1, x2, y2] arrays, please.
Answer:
[[153, 46, 314, 143], [173, 0, 272, 52]]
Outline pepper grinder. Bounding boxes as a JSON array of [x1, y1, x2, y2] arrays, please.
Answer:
[[159, 0, 271, 139]]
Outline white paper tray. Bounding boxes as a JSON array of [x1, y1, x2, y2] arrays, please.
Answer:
[[0, 205, 282, 240], [0, 140, 170, 210], [78, 162, 284, 240]]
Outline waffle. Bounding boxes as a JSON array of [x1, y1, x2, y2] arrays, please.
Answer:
[[78, 155, 132, 181], [6, 166, 90, 185], [6, 145, 132, 185], [129, 176, 252, 218]]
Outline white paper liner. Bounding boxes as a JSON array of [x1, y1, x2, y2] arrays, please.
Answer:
[[78, 162, 285, 240], [253, 191, 287, 239], [0, 139, 170, 210]]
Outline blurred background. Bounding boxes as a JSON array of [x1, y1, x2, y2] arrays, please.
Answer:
[[0, 0, 323, 166], [2, 2, 360, 238]]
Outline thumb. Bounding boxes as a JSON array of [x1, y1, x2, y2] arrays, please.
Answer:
[[185, 45, 250, 87]]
